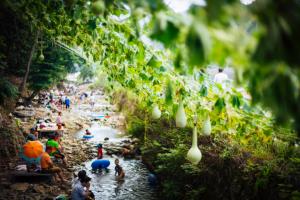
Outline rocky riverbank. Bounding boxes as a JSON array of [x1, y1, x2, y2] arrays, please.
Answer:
[[0, 86, 141, 200]]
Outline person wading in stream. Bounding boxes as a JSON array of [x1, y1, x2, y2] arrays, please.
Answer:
[[97, 144, 103, 159], [71, 175, 94, 200], [114, 159, 125, 181]]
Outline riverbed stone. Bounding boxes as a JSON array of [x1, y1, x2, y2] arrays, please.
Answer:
[[33, 185, 46, 194], [10, 183, 30, 192]]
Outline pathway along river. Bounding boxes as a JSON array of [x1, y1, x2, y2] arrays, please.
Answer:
[[70, 91, 158, 200]]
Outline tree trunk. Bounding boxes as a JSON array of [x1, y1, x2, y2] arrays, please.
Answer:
[[24, 90, 39, 106], [19, 29, 40, 96]]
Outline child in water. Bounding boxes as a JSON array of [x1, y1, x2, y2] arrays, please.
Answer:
[[114, 159, 125, 180], [85, 129, 92, 135], [97, 144, 103, 159]]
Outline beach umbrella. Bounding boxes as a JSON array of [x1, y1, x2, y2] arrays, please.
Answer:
[[19, 141, 44, 164]]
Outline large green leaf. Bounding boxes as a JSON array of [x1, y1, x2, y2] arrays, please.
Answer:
[[151, 18, 179, 47], [185, 23, 211, 67], [214, 97, 226, 112], [165, 81, 173, 105]]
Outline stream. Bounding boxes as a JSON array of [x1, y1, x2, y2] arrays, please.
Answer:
[[70, 91, 158, 200]]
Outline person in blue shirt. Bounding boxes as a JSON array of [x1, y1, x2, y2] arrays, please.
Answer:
[[65, 97, 70, 110]]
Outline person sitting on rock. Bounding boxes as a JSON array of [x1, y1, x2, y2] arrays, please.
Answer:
[[46, 135, 67, 166], [30, 127, 39, 139], [114, 159, 125, 181], [40, 152, 66, 183], [23, 131, 37, 142]]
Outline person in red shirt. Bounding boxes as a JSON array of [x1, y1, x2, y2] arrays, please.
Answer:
[[97, 144, 103, 159], [85, 129, 92, 135]]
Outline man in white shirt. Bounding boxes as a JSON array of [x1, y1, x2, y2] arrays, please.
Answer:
[[213, 68, 229, 84]]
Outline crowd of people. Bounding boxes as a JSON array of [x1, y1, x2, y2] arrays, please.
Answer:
[[20, 87, 129, 200]]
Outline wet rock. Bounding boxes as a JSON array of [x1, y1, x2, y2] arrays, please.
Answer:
[[33, 185, 46, 194], [132, 138, 140, 144], [16, 106, 25, 110], [10, 183, 30, 192]]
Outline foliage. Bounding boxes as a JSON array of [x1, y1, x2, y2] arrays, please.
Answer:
[[1, 0, 300, 135], [28, 44, 81, 94], [79, 64, 95, 82], [0, 77, 18, 104], [1, 0, 300, 198]]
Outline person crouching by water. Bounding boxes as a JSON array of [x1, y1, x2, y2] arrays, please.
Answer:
[[71, 175, 94, 200], [114, 159, 125, 181]]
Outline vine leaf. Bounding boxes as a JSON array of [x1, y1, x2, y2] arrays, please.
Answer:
[[151, 18, 179, 47], [185, 23, 211, 67], [214, 97, 226, 112]]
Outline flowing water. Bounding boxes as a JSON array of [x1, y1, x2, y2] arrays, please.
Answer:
[[72, 93, 159, 200]]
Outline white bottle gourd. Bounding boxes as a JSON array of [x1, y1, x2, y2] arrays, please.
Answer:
[[151, 104, 161, 119], [187, 126, 202, 164], [202, 116, 211, 136], [176, 101, 187, 128]]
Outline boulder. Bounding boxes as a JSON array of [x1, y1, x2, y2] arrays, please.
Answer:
[[13, 110, 35, 118], [10, 183, 30, 192], [15, 106, 25, 110], [33, 185, 46, 194], [132, 138, 140, 144]]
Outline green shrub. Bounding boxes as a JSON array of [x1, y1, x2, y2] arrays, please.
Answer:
[[0, 77, 18, 104], [127, 116, 145, 138]]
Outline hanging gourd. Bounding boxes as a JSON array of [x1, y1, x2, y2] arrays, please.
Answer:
[[151, 104, 161, 119], [91, 0, 105, 15], [202, 116, 211, 136], [176, 101, 187, 128], [39, 42, 44, 61], [39, 53, 44, 61], [187, 125, 202, 165]]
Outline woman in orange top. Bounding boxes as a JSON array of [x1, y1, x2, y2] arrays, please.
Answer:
[[40, 152, 65, 183]]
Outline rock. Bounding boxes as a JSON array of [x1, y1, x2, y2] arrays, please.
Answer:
[[16, 106, 25, 110], [122, 144, 131, 149], [0, 181, 11, 188], [33, 185, 46, 194], [132, 138, 140, 144], [13, 110, 35, 118], [10, 183, 30, 192]]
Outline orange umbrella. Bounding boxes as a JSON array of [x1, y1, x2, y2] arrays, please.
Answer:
[[20, 141, 44, 164]]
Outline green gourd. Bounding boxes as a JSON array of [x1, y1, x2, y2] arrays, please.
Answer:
[[39, 53, 44, 61], [176, 101, 186, 128], [202, 116, 211, 136], [187, 126, 202, 165], [151, 104, 161, 119], [91, 1, 105, 15]]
